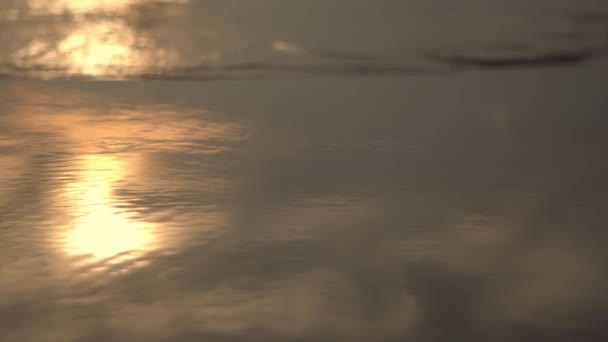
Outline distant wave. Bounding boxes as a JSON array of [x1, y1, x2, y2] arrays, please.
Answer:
[[1, 44, 607, 81], [1, 7, 607, 81]]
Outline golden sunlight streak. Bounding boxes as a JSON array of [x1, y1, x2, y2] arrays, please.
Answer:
[[62, 155, 156, 260]]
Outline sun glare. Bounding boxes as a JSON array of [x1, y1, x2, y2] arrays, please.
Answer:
[[59, 22, 140, 75], [62, 155, 155, 261], [28, 0, 191, 13], [29, 0, 138, 13]]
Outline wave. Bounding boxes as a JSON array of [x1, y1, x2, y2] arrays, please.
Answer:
[[0, 3, 607, 81], [1, 43, 607, 81]]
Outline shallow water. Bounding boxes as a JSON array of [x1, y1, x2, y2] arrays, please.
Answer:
[[1, 1, 608, 342]]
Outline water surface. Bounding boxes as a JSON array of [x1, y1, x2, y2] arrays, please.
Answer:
[[1, 1, 608, 341]]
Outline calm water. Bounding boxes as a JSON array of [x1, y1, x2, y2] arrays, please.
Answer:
[[1, 1, 608, 341]]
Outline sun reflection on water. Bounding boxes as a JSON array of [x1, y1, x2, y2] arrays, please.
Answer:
[[62, 154, 156, 261], [3, 82, 250, 270], [16, 0, 181, 77], [8, 0, 244, 78], [58, 21, 142, 75], [13, 13, 148, 77], [29, 0, 143, 13]]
